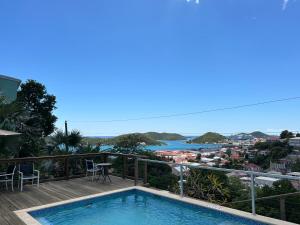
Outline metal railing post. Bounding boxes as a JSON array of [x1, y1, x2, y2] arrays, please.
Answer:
[[250, 172, 256, 215], [134, 158, 139, 186], [180, 164, 184, 197], [280, 197, 286, 221], [122, 155, 127, 179], [143, 161, 148, 185], [64, 157, 69, 180]]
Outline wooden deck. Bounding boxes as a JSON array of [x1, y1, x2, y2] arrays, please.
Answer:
[[0, 176, 135, 225]]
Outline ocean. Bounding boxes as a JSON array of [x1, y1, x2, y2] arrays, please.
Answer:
[[100, 140, 221, 152]]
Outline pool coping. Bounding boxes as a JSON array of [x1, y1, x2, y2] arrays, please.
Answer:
[[14, 186, 297, 225]]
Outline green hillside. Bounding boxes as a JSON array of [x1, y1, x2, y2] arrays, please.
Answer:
[[115, 133, 163, 145], [192, 132, 226, 144], [82, 133, 163, 146], [144, 132, 185, 140], [250, 131, 270, 138]]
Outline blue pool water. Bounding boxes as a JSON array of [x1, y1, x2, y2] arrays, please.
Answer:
[[30, 190, 266, 225]]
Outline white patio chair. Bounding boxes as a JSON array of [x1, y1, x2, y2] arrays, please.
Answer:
[[85, 160, 101, 182], [18, 163, 40, 192], [0, 165, 16, 191]]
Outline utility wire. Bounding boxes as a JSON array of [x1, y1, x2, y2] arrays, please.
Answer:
[[70, 96, 300, 123]]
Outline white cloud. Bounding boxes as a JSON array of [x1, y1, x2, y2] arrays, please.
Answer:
[[185, 0, 200, 4], [282, 0, 289, 10]]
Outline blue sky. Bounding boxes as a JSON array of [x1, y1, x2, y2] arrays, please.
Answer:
[[0, 0, 299, 136]]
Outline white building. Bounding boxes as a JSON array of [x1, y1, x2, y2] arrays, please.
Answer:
[[287, 172, 300, 177], [289, 137, 300, 148], [255, 176, 279, 187], [0, 74, 21, 103]]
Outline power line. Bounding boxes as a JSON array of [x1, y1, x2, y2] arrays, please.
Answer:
[[70, 96, 300, 123]]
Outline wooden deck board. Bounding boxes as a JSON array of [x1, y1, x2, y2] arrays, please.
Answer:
[[0, 176, 135, 225]]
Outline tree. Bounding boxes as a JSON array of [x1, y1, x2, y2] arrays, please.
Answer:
[[6, 80, 58, 157], [50, 129, 82, 153], [113, 133, 145, 153], [280, 130, 294, 139], [292, 159, 300, 172], [68, 130, 82, 148], [0, 95, 42, 157], [17, 80, 57, 137], [184, 169, 230, 204], [0, 97, 24, 131], [296, 133, 300, 137]]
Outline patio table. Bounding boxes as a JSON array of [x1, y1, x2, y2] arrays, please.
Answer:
[[96, 163, 112, 183]]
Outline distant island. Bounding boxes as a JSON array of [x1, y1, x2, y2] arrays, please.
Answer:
[[229, 131, 270, 141], [190, 132, 226, 144], [82, 133, 168, 146], [250, 131, 270, 138], [143, 132, 185, 141]]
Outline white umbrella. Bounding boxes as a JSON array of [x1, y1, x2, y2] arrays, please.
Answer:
[[0, 129, 21, 136]]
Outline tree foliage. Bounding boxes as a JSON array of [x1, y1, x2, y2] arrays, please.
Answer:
[[292, 159, 300, 172], [17, 80, 57, 137], [250, 141, 293, 169], [184, 169, 230, 204], [50, 129, 83, 154], [112, 133, 161, 153], [280, 130, 294, 139]]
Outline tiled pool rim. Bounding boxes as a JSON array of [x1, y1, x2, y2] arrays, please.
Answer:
[[14, 186, 297, 225]]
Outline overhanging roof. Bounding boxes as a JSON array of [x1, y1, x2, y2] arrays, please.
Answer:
[[0, 74, 21, 85], [0, 129, 21, 136]]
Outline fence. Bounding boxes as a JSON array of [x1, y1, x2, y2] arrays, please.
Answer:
[[1, 154, 300, 223], [0, 152, 147, 182], [136, 158, 300, 222]]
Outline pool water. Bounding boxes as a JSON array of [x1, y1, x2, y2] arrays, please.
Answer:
[[30, 190, 266, 225]]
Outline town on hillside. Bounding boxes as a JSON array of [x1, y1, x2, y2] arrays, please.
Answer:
[[155, 131, 300, 190]]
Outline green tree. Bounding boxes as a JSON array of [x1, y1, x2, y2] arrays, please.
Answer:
[[280, 130, 294, 139], [17, 80, 57, 137], [113, 133, 145, 153], [8, 80, 58, 156], [184, 169, 230, 204], [292, 159, 300, 172], [50, 129, 82, 154], [68, 130, 82, 148]]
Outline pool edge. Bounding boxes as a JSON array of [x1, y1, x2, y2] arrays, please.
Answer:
[[14, 186, 297, 225]]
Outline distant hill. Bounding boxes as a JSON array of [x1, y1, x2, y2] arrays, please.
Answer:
[[229, 131, 270, 141], [250, 131, 270, 138], [83, 133, 163, 146], [143, 132, 185, 140], [115, 133, 163, 145], [229, 133, 254, 141], [192, 132, 226, 144]]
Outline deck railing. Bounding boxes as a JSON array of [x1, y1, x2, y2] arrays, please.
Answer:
[[0, 152, 148, 182], [1, 154, 300, 223], [136, 158, 300, 222]]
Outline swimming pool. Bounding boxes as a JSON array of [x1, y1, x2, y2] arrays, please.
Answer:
[[15, 187, 292, 225]]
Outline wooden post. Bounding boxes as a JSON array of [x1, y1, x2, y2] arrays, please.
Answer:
[[65, 121, 69, 153], [64, 157, 69, 180], [103, 153, 108, 163], [280, 197, 286, 221], [143, 161, 148, 185], [134, 158, 139, 186], [122, 156, 127, 179]]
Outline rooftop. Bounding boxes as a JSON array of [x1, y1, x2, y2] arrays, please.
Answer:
[[0, 74, 21, 84]]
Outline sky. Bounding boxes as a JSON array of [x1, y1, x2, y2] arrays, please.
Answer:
[[0, 0, 300, 136]]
